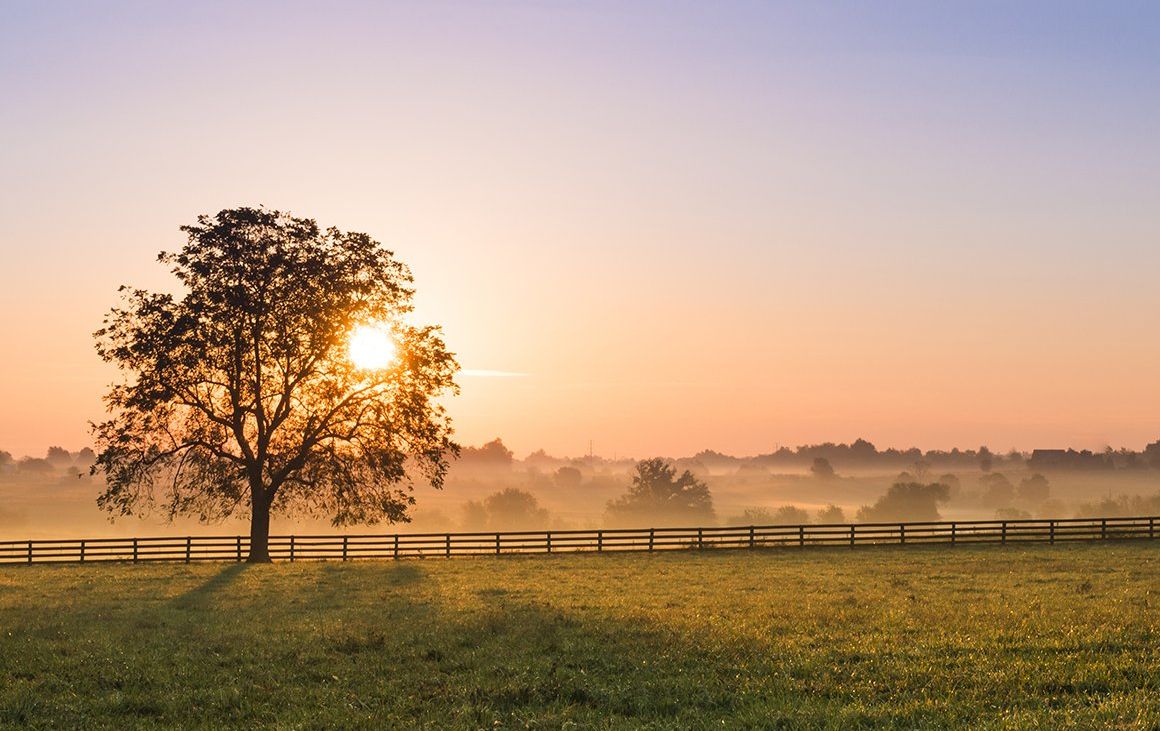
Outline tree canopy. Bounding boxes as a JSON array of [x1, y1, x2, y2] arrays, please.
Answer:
[[92, 207, 458, 561], [605, 458, 715, 527]]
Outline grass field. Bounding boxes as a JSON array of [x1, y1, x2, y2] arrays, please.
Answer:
[[1, 543, 1158, 729]]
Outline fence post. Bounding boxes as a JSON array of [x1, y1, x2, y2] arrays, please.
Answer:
[[648, 528, 654, 552], [1151, 517, 1155, 540], [290, 535, 296, 562], [236, 536, 241, 562], [697, 528, 703, 549], [1049, 520, 1055, 544], [495, 533, 501, 555], [133, 538, 138, 564], [850, 524, 855, 547], [27, 540, 32, 564], [799, 525, 805, 548], [393, 534, 399, 560], [950, 522, 956, 546], [343, 536, 350, 562], [1101, 519, 1107, 541], [899, 523, 905, 545], [1001, 521, 1007, 545], [80, 540, 85, 563], [546, 531, 552, 554], [749, 525, 755, 549], [598, 530, 604, 552]]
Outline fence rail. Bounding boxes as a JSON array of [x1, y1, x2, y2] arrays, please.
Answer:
[[1, 516, 1156, 565]]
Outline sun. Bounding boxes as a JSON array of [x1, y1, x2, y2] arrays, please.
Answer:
[[347, 324, 397, 370]]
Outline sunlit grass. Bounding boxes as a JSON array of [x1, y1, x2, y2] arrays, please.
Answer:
[[1, 542, 1158, 728]]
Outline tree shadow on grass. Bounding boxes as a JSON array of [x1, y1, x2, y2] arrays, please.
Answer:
[[170, 563, 249, 610]]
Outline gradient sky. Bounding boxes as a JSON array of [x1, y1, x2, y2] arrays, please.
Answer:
[[1, 1, 1159, 459]]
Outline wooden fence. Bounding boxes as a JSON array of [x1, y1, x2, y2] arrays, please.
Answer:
[[1, 516, 1157, 565]]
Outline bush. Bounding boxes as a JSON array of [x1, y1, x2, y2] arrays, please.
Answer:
[[856, 482, 950, 523], [815, 504, 846, 524]]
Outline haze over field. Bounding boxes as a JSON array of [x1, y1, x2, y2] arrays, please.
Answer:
[[2, 2, 1160, 463]]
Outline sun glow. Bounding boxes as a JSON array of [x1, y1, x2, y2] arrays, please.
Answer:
[[347, 324, 397, 370]]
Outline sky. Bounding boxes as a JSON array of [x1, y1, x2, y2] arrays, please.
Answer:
[[1, 1, 1159, 459]]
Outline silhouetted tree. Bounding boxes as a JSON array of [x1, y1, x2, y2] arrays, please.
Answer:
[[459, 438, 514, 467], [46, 446, 72, 466], [0, 451, 11, 470], [856, 482, 950, 523], [978, 446, 993, 473], [810, 457, 835, 479], [979, 473, 1015, 509], [92, 207, 458, 562], [605, 458, 714, 527], [815, 504, 846, 524], [483, 488, 549, 530], [769, 505, 810, 525], [1016, 473, 1050, 504], [460, 500, 488, 531], [553, 466, 582, 489], [725, 507, 774, 526]]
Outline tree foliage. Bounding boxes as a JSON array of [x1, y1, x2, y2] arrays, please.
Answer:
[[92, 207, 458, 560], [605, 458, 715, 527]]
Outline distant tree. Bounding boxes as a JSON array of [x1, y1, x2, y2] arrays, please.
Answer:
[[815, 504, 846, 524], [605, 458, 714, 527], [725, 507, 774, 526], [553, 466, 582, 489], [459, 438, 514, 466], [810, 457, 835, 479], [460, 500, 488, 531], [1016, 474, 1051, 504], [45, 446, 72, 466], [937, 473, 962, 498], [769, 505, 810, 525], [74, 447, 96, 467], [978, 446, 993, 473], [856, 482, 950, 523], [911, 459, 930, 481], [979, 473, 1015, 508], [483, 488, 549, 530], [17, 457, 54, 475], [92, 207, 458, 562], [0, 451, 12, 470]]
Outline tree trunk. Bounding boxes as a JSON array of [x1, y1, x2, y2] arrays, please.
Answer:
[[247, 493, 272, 563]]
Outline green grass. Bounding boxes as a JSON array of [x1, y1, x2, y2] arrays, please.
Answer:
[[1, 543, 1158, 729]]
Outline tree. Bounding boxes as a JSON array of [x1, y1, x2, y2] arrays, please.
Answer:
[[1016, 473, 1050, 504], [483, 488, 550, 530], [553, 466, 582, 489], [605, 458, 714, 527], [815, 504, 846, 524], [856, 482, 950, 523], [459, 438, 514, 467], [810, 457, 835, 479], [977, 446, 993, 473], [92, 207, 458, 562], [769, 505, 810, 525], [979, 473, 1015, 509]]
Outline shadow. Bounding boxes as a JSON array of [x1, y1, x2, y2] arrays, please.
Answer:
[[170, 563, 248, 609]]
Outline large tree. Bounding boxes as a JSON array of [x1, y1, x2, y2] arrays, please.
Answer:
[[605, 458, 715, 527], [93, 207, 459, 561]]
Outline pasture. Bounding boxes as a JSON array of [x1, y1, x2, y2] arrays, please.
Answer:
[[1, 542, 1158, 728]]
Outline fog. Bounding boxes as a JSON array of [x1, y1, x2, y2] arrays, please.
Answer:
[[3, 438, 1160, 539]]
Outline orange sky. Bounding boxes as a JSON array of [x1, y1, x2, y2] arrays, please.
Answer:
[[1, 3, 1158, 459]]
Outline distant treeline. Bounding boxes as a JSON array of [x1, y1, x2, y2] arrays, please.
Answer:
[[0, 447, 95, 480], [457, 437, 1160, 473]]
